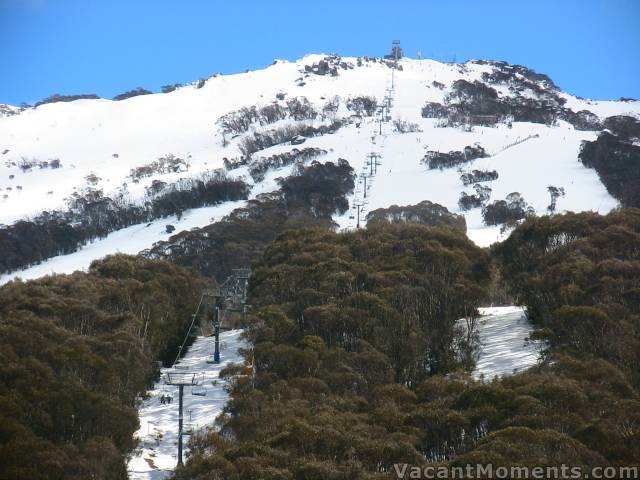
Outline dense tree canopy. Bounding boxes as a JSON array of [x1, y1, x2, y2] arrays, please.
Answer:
[[0, 255, 206, 479], [366, 200, 466, 233], [171, 211, 640, 479], [493, 209, 640, 385], [579, 117, 640, 208]]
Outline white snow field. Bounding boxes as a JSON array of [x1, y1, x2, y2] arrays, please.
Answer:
[[2, 54, 639, 282], [127, 329, 246, 480], [472, 306, 541, 379]]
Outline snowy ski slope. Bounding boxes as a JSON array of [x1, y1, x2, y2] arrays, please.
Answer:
[[473, 306, 541, 379], [2, 54, 639, 283], [127, 329, 246, 480]]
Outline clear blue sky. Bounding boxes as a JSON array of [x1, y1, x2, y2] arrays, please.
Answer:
[[1, 0, 638, 105]]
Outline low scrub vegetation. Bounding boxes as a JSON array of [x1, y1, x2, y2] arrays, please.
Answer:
[[366, 200, 466, 232], [217, 97, 318, 136], [423, 145, 488, 170], [460, 169, 498, 186], [35, 93, 100, 107], [238, 120, 343, 158], [143, 160, 355, 281], [128, 154, 190, 182], [113, 87, 152, 101], [346, 95, 378, 116], [248, 147, 327, 182], [422, 64, 602, 130], [393, 118, 421, 133], [16, 157, 62, 172], [482, 192, 533, 225], [0, 172, 249, 274]]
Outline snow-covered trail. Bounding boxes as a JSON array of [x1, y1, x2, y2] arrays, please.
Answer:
[[335, 64, 395, 229], [127, 330, 246, 480], [472, 306, 541, 379]]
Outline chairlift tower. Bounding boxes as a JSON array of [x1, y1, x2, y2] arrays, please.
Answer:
[[360, 174, 369, 199], [213, 298, 221, 363], [164, 371, 204, 467], [368, 152, 381, 174], [391, 40, 401, 90], [354, 202, 365, 229]]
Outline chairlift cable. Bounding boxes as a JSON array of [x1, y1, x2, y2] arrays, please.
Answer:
[[172, 293, 206, 368]]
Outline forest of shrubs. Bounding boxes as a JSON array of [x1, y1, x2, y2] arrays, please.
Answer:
[[421, 71, 602, 131], [169, 208, 640, 479], [0, 255, 207, 479], [493, 209, 640, 386], [579, 115, 640, 208], [365, 200, 467, 233], [143, 159, 355, 282], [247, 148, 327, 182], [482, 192, 534, 225], [422, 145, 488, 170], [2, 195, 639, 478]]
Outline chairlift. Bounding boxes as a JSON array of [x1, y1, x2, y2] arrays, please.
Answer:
[[192, 385, 207, 396], [181, 423, 195, 435]]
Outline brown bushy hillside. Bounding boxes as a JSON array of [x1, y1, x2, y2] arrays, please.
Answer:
[[493, 208, 640, 386], [0, 255, 205, 480], [171, 212, 640, 479]]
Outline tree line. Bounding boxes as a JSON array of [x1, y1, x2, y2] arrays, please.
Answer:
[[0, 172, 249, 275]]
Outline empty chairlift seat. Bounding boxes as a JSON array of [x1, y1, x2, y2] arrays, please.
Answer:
[[192, 385, 207, 396]]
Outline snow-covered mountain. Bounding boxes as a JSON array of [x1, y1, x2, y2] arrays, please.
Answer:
[[1, 53, 639, 283]]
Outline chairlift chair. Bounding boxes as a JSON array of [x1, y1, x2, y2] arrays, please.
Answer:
[[181, 423, 195, 435], [192, 385, 207, 396]]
